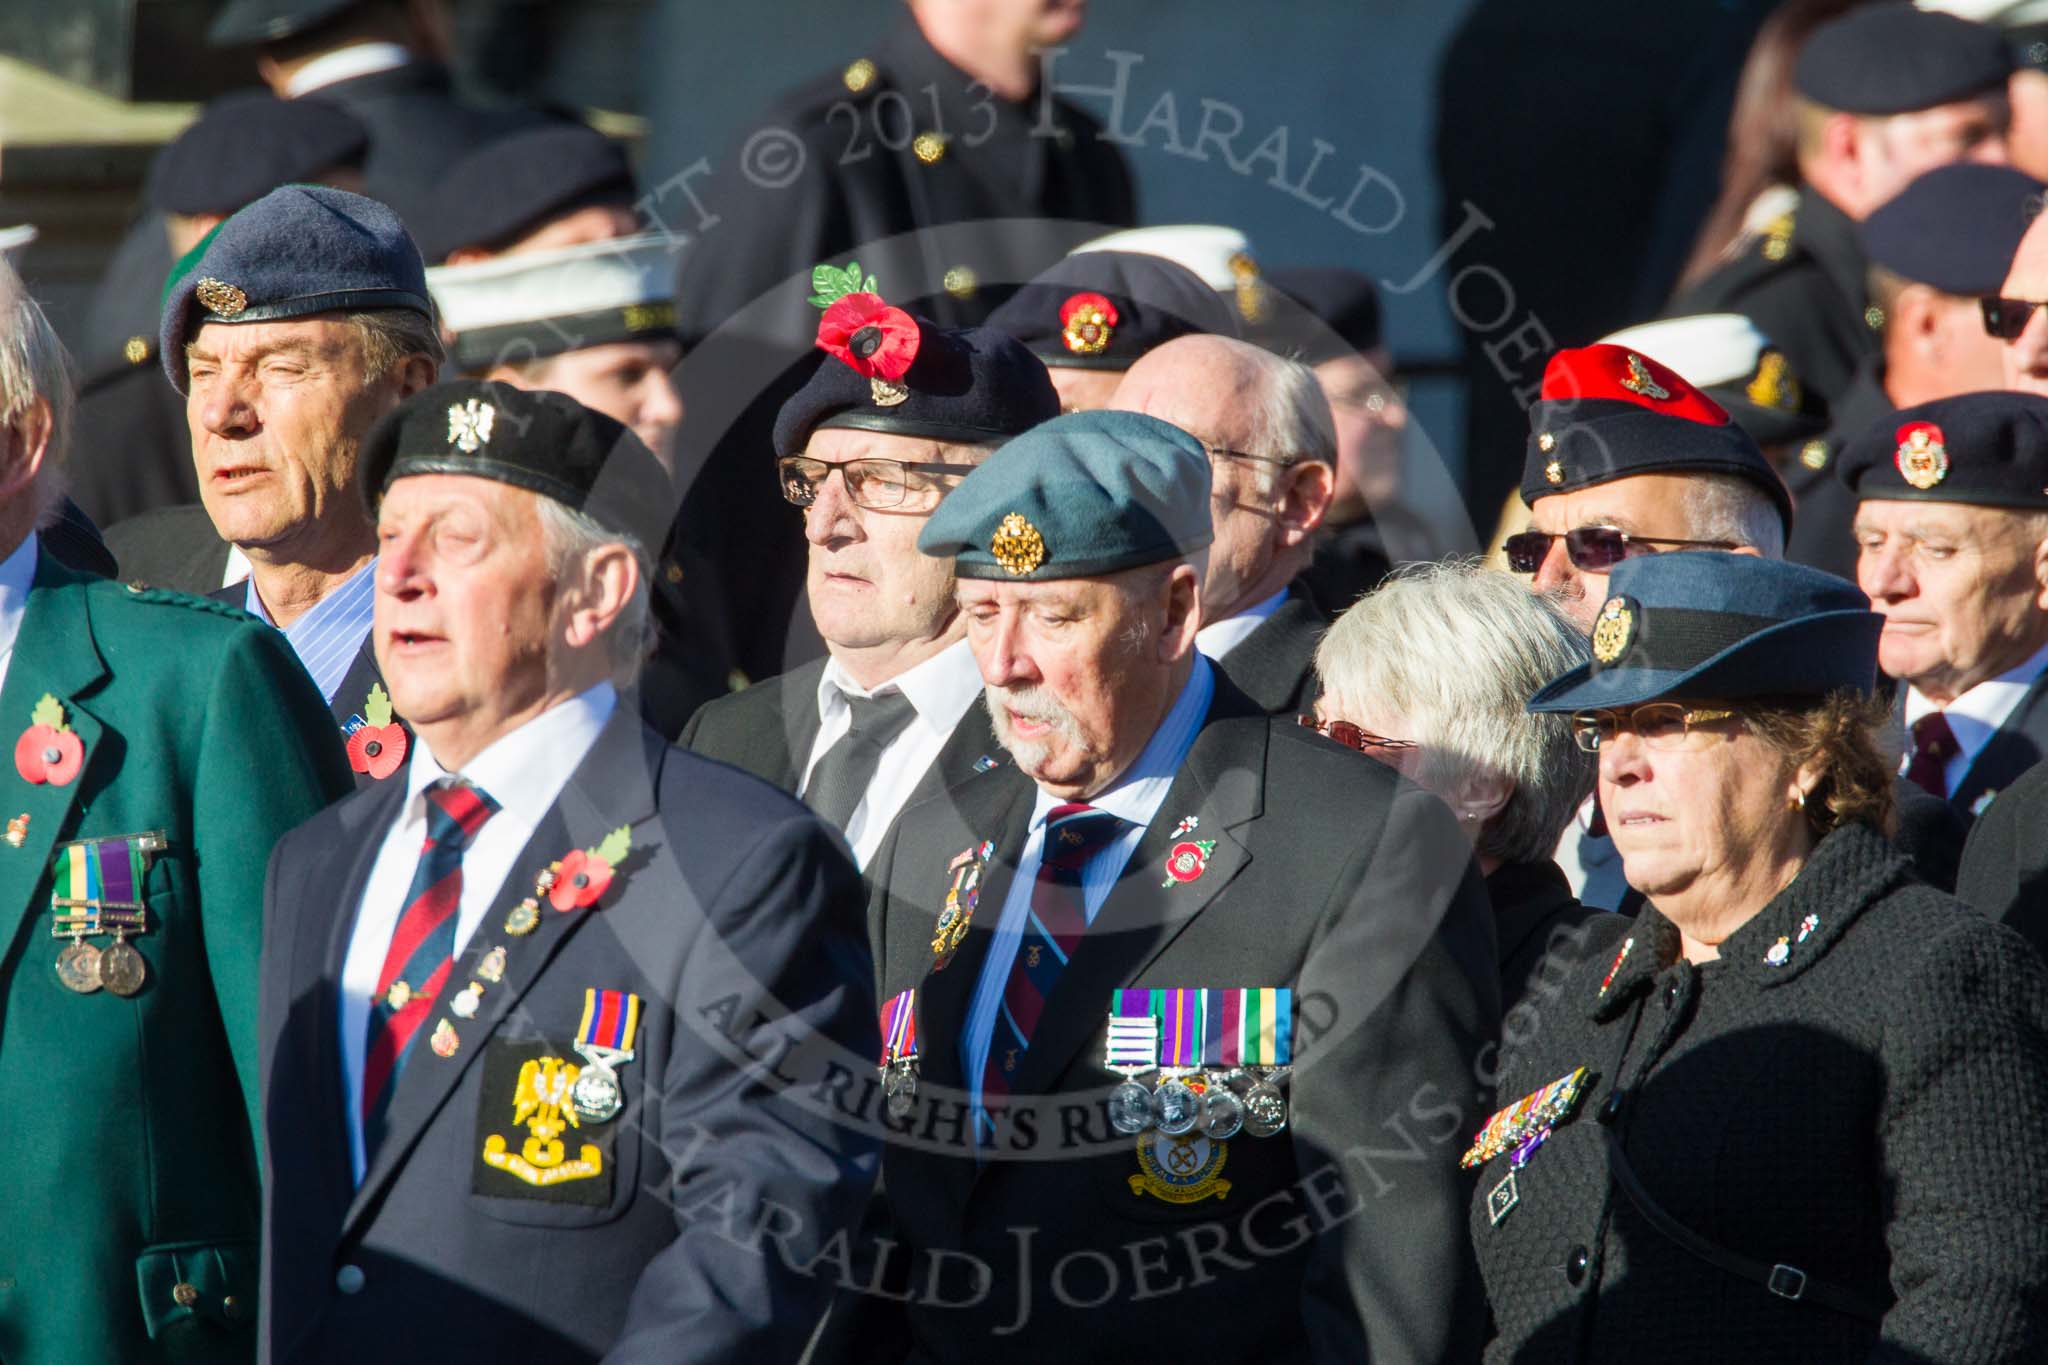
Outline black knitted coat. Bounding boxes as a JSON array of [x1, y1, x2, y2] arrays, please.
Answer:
[[1470, 822, 2048, 1363]]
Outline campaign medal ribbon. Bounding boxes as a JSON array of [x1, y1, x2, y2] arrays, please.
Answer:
[[1152, 988, 1205, 1136], [49, 832, 165, 996], [931, 840, 993, 968], [569, 988, 641, 1123], [1460, 1065, 1591, 1172], [1102, 987, 1293, 1140], [1104, 989, 1162, 1134], [879, 989, 920, 1119]]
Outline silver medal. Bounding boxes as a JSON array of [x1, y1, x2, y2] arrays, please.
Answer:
[[883, 1063, 918, 1120], [570, 1065, 623, 1123], [1108, 1080, 1155, 1134], [1199, 1086, 1245, 1140], [1242, 1080, 1287, 1138], [1153, 1077, 1200, 1136]]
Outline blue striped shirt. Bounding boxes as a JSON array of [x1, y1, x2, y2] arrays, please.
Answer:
[[246, 557, 377, 704], [962, 655, 1216, 1128]]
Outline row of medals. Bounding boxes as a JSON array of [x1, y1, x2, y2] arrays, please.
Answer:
[[55, 921, 148, 997], [1109, 1067, 1289, 1141]]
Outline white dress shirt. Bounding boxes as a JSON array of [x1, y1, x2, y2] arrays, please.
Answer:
[[339, 683, 616, 1180], [284, 42, 411, 97], [961, 656, 1215, 1128], [798, 639, 985, 868], [1902, 640, 2048, 797], [0, 534, 40, 694], [1194, 587, 1286, 661], [222, 545, 250, 589]]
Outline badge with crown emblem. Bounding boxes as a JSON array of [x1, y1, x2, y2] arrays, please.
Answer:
[[1591, 596, 1635, 664], [448, 398, 495, 453]]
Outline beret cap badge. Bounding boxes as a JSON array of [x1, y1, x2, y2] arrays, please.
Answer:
[[1746, 349, 1800, 413], [810, 261, 919, 408], [447, 398, 496, 454], [1619, 352, 1671, 401], [1591, 596, 1635, 664], [990, 512, 1047, 576], [194, 277, 247, 317], [1894, 421, 1950, 490], [1058, 291, 1119, 355]]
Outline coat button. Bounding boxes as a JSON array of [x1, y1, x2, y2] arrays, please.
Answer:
[[172, 1282, 200, 1307], [335, 1264, 365, 1295], [222, 1295, 245, 1321], [1565, 1245, 1590, 1285], [1600, 1091, 1625, 1123], [1662, 981, 1679, 1008]]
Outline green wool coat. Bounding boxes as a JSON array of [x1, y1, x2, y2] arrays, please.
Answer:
[[0, 554, 350, 1365]]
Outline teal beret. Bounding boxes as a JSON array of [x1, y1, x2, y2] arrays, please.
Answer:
[[918, 410, 1213, 580]]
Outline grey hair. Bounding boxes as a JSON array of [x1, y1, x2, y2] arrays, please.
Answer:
[[0, 257, 75, 523], [534, 496, 654, 688], [1681, 472, 1786, 558], [1243, 348, 1336, 495], [1314, 560, 1595, 865], [348, 306, 445, 382]]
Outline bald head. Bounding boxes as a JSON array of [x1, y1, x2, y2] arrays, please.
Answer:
[[1111, 334, 1335, 621]]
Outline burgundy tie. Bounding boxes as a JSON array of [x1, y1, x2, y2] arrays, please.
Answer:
[[1904, 711, 1957, 798]]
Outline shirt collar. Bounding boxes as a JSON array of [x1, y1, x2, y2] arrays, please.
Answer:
[[1194, 587, 1288, 661], [1028, 654, 1216, 833], [284, 42, 413, 96], [0, 533, 37, 659], [819, 637, 984, 737], [1902, 638, 2048, 750], [401, 682, 619, 827]]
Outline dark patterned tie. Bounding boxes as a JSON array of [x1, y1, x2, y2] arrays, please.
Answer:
[[360, 779, 498, 1160], [1904, 711, 1958, 798], [802, 690, 920, 832]]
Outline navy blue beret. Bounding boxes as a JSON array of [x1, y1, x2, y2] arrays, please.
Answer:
[[1861, 163, 2044, 295], [159, 184, 431, 392], [208, 0, 354, 45], [146, 90, 367, 217], [983, 250, 1239, 371], [1837, 390, 2048, 509], [361, 380, 673, 550], [1528, 552, 1882, 713], [1521, 344, 1794, 533], [773, 314, 1059, 456], [1795, 5, 2013, 114], [918, 410, 1213, 580], [412, 123, 637, 265], [1251, 266, 1383, 364]]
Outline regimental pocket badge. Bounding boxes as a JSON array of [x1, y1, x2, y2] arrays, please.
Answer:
[[931, 840, 994, 969], [1128, 1129, 1231, 1204], [473, 1040, 616, 1207], [47, 831, 167, 997]]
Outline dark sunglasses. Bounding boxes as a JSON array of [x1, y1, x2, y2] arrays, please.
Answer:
[[1502, 526, 1738, 574], [1982, 296, 2048, 341], [1297, 715, 1418, 753]]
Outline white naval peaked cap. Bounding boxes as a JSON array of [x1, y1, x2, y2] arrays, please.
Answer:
[[1599, 313, 1771, 391], [1070, 224, 1260, 291], [1917, 0, 2048, 27], [427, 232, 677, 373], [0, 225, 37, 260]]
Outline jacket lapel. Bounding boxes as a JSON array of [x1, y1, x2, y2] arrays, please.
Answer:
[[1954, 670, 2048, 815], [339, 713, 665, 1234], [902, 696, 1004, 814], [1214, 588, 1323, 715]]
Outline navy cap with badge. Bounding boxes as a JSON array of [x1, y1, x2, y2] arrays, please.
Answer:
[[1521, 343, 1795, 534], [918, 409, 1213, 580], [360, 379, 674, 551], [1795, 4, 2014, 114], [146, 91, 367, 217], [1527, 552, 1884, 714], [774, 263, 1060, 456], [411, 124, 638, 265], [984, 250, 1240, 371], [1861, 163, 2045, 296], [1837, 390, 2048, 508], [158, 184, 430, 393]]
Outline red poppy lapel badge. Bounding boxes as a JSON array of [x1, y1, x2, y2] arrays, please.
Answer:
[[1161, 815, 1216, 887], [549, 825, 633, 912], [345, 682, 408, 780], [15, 694, 82, 786], [810, 261, 920, 407]]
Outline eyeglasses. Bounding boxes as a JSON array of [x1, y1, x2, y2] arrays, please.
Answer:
[[1298, 714, 1418, 753], [1982, 296, 2048, 341], [1200, 441, 1295, 469], [777, 454, 970, 511], [1569, 703, 1738, 753], [1502, 526, 1739, 574]]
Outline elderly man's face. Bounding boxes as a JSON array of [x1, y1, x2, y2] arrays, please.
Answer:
[[1855, 498, 2048, 702], [186, 317, 416, 556], [501, 340, 684, 474], [2001, 214, 2048, 396], [373, 475, 559, 739], [1316, 348, 1406, 515], [962, 564, 1197, 800], [1523, 474, 1735, 633]]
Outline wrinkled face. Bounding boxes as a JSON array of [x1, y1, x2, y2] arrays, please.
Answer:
[[374, 475, 558, 733], [801, 426, 980, 653], [1855, 498, 2048, 701], [1048, 365, 1125, 413], [185, 316, 407, 553], [1597, 704, 1796, 904], [1316, 349, 1406, 514], [962, 569, 1183, 800], [1523, 474, 1708, 633], [2001, 214, 2048, 396], [1853, 94, 2011, 216], [517, 340, 684, 473]]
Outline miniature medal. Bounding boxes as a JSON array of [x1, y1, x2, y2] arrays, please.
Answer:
[[98, 937, 146, 996], [55, 939, 101, 993], [880, 989, 920, 1120]]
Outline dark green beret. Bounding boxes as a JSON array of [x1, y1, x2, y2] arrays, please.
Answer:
[[917, 410, 1212, 581]]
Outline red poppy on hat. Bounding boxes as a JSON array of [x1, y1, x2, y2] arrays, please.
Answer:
[[1058, 291, 1119, 354], [816, 293, 920, 381], [1539, 344, 1731, 426]]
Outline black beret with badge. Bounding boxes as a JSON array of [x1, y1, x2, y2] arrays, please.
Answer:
[[1521, 343, 1795, 533], [1794, 4, 2013, 114], [145, 90, 368, 217], [158, 183, 431, 393], [1860, 162, 2045, 296], [411, 123, 637, 265], [428, 233, 677, 374], [983, 249, 1240, 371], [360, 379, 675, 551], [772, 262, 1060, 456], [1837, 390, 2048, 508]]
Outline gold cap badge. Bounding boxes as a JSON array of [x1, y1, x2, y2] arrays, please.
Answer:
[[195, 278, 247, 317], [1894, 422, 1949, 490], [447, 398, 496, 453], [1745, 349, 1800, 413], [1619, 352, 1670, 401], [843, 58, 876, 92], [1799, 440, 1829, 471], [991, 512, 1047, 576], [913, 131, 947, 165], [122, 335, 149, 365], [1591, 596, 1634, 664]]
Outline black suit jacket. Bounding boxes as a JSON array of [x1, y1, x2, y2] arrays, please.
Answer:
[[843, 675, 1500, 1362], [1947, 672, 2048, 819], [1211, 587, 1326, 716], [258, 709, 879, 1364], [1959, 756, 2048, 953]]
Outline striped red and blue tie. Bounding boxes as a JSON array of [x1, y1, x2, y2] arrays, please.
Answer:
[[360, 779, 499, 1159], [983, 803, 1127, 1117]]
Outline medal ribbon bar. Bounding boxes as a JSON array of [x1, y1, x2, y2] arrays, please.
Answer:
[[577, 988, 641, 1054], [880, 989, 918, 1066]]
